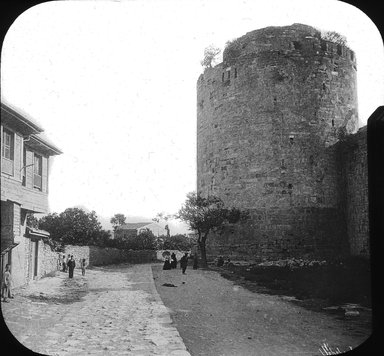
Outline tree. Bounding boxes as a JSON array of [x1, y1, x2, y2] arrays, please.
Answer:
[[137, 228, 157, 250], [27, 213, 64, 252], [26, 214, 40, 229], [176, 192, 244, 267], [38, 208, 107, 246], [321, 31, 347, 46], [161, 234, 196, 251], [110, 213, 126, 231], [113, 228, 157, 250], [153, 212, 172, 237], [200, 45, 221, 68]]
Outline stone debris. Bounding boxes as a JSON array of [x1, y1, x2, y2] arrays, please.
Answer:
[[258, 258, 328, 269]]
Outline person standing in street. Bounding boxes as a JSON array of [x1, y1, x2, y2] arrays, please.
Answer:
[[170, 252, 177, 269], [67, 255, 76, 278], [193, 254, 199, 269], [57, 255, 62, 271], [163, 255, 171, 270], [80, 258, 87, 276], [62, 255, 67, 272], [180, 253, 189, 274], [1, 264, 13, 302], [66, 254, 70, 271]]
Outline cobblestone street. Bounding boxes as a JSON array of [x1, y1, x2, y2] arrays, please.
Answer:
[[1, 264, 190, 356]]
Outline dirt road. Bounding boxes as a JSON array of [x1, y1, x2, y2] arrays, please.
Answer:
[[152, 264, 371, 356], [2, 264, 190, 356]]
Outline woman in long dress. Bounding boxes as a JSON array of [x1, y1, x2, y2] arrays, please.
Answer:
[[163, 256, 171, 270], [170, 253, 177, 269], [67, 255, 76, 278]]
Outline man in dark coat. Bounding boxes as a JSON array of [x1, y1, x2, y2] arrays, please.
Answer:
[[180, 253, 189, 274], [193, 254, 199, 269], [67, 255, 76, 278]]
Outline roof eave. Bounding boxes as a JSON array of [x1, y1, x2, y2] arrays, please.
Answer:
[[1, 104, 44, 135]]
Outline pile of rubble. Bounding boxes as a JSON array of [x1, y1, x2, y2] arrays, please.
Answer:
[[257, 258, 328, 270]]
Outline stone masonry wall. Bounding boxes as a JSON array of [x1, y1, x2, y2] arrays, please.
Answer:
[[64, 245, 157, 267], [197, 24, 359, 260], [337, 127, 369, 257], [39, 242, 61, 278]]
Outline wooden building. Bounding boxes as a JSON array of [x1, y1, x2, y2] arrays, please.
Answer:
[[1, 103, 62, 288]]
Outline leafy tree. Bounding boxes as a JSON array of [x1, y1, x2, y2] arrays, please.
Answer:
[[176, 192, 245, 267], [161, 234, 196, 251], [200, 45, 221, 68], [114, 228, 157, 250], [110, 213, 127, 231], [152, 212, 171, 223], [137, 228, 157, 250], [26, 214, 39, 229], [27, 213, 64, 252], [38, 208, 107, 246]]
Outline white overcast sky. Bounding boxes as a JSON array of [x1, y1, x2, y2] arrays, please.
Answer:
[[1, 0, 383, 227]]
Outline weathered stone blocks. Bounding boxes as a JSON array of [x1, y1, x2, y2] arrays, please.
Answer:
[[197, 24, 367, 261]]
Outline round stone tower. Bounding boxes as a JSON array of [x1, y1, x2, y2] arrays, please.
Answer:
[[197, 23, 358, 260]]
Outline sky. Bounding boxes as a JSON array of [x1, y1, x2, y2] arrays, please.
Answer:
[[1, 0, 383, 231]]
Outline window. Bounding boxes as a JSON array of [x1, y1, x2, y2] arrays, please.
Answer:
[[2, 128, 14, 160], [33, 154, 42, 190], [1, 128, 14, 175], [292, 41, 302, 50]]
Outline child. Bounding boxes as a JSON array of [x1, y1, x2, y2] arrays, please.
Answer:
[[1, 264, 12, 302], [80, 258, 87, 276]]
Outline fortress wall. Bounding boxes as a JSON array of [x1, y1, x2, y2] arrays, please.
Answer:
[[338, 127, 369, 257], [197, 24, 360, 260]]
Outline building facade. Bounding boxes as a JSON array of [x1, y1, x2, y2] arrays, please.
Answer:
[[197, 24, 369, 261], [114, 222, 167, 239], [1, 103, 62, 287]]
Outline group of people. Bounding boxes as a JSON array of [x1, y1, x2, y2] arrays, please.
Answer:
[[60, 254, 87, 278], [162, 252, 178, 270], [163, 252, 198, 274]]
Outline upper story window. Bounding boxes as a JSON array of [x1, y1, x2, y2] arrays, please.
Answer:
[[1, 128, 14, 175], [33, 153, 42, 190], [2, 128, 14, 160]]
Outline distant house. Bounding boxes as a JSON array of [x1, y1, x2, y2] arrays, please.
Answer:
[[114, 222, 167, 239], [1, 103, 62, 288]]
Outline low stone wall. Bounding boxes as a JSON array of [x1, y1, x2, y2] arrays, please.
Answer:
[[40, 242, 61, 277], [156, 250, 190, 261], [64, 245, 157, 267], [63, 245, 90, 267]]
